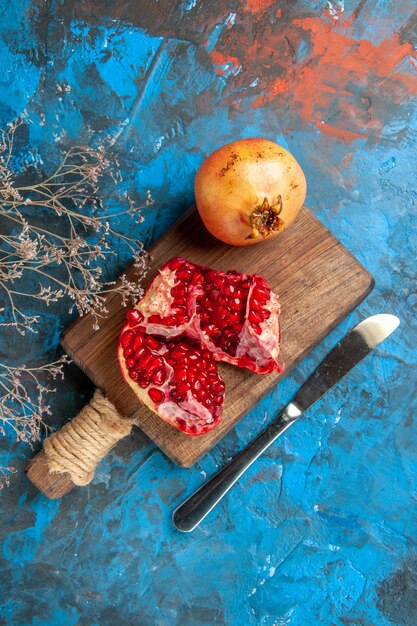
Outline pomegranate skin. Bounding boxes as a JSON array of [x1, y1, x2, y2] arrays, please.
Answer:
[[195, 137, 306, 246]]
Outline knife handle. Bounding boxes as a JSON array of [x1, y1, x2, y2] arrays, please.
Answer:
[[173, 406, 300, 532]]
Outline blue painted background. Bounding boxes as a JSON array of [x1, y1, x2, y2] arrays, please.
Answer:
[[1, 1, 416, 624]]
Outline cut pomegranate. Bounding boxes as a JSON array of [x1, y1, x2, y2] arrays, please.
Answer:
[[118, 329, 224, 436], [133, 257, 281, 374], [118, 257, 281, 436]]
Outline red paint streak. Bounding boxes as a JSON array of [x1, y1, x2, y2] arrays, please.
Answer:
[[245, 0, 275, 14], [210, 50, 240, 76], [316, 122, 365, 142], [249, 16, 417, 142]]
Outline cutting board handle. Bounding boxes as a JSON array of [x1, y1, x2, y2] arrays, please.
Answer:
[[25, 389, 132, 499]]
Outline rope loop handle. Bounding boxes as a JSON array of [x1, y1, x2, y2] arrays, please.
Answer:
[[43, 389, 132, 486]]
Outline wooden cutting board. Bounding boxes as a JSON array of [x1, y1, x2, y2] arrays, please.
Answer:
[[61, 206, 373, 467]]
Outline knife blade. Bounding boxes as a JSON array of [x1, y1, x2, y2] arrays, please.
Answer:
[[173, 314, 400, 532]]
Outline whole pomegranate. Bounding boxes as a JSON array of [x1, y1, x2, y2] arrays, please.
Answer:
[[195, 138, 306, 246], [118, 257, 282, 436]]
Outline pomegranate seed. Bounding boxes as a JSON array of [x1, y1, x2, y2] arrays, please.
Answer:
[[226, 312, 239, 324], [120, 331, 134, 347], [146, 336, 161, 351], [190, 272, 202, 285], [171, 285, 186, 297], [139, 352, 153, 368], [214, 380, 225, 392], [138, 378, 150, 389], [152, 369, 167, 385], [177, 268, 192, 281], [123, 347, 133, 357], [234, 298, 244, 311], [132, 334, 144, 350], [261, 309, 271, 320], [135, 346, 146, 359], [126, 357, 136, 369], [170, 389, 183, 402], [148, 355, 164, 371], [126, 309, 144, 325], [148, 388, 164, 405], [173, 367, 188, 383], [148, 314, 161, 323], [249, 310, 262, 324], [176, 313, 188, 324], [129, 370, 139, 381], [176, 382, 190, 396], [252, 323, 262, 335], [161, 317, 177, 326]]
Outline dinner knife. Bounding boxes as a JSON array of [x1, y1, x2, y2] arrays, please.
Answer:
[[173, 314, 400, 532]]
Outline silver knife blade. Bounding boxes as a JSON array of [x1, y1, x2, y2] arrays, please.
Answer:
[[290, 313, 400, 415], [173, 314, 400, 532]]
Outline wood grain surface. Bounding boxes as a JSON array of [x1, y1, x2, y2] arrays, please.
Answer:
[[61, 207, 373, 467]]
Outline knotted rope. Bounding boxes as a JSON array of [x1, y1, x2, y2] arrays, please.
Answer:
[[43, 389, 132, 485]]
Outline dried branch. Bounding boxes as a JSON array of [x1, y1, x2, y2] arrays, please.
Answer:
[[0, 118, 153, 333]]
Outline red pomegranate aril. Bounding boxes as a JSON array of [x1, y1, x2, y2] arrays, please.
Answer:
[[152, 368, 167, 385], [132, 334, 144, 350], [170, 389, 183, 402], [230, 298, 241, 310], [249, 310, 262, 324], [127, 309, 144, 325], [177, 268, 192, 280], [121, 330, 134, 347], [173, 367, 188, 383], [176, 382, 190, 395], [138, 378, 150, 388], [214, 380, 225, 392], [148, 387, 164, 405], [171, 285, 185, 297], [139, 352, 153, 368], [161, 316, 177, 326], [126, 357, 137, 370], [129, 370, 139, 381], [123, 347, 133, 358], [135, 346, 146, 359], [148, 355, 164, 371], [148, 314, 162, 323], [146, 336, 161, 350]]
